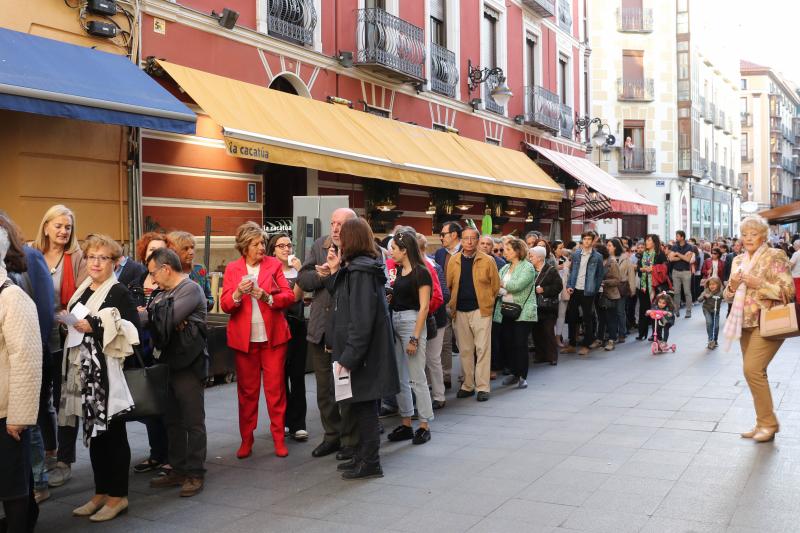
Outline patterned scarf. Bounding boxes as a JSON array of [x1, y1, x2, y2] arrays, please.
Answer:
[[723, 243, 767, 352], [639, 250, 655, 292]]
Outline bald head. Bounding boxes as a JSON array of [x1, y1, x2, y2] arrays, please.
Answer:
[[331, 208, 357, 246]]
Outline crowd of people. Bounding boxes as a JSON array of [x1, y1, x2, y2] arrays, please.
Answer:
[[0, 202, 797, 531]]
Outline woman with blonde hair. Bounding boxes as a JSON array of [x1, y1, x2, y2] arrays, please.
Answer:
[[723, 215, 795, 443], [31, 204, 87, 488], [167, 231, 214, 311]]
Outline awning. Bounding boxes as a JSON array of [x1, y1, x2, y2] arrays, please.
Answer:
[[759, 201, 800, 224], [0, 28, 196, 134], [530, 145, 658, 215], [156, 61, 563, 202]]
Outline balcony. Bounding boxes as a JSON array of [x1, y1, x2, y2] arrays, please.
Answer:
[[704, 101, 712, 123], [524, 85, 560, 132], [770, 117, 782, 133], [700, 156, 707, 172], [741, 112, 752, 127], [714, 109, 724, 129], [522, 0, 556, 18], [708, 103, 716, 126], [724, 116, 732, 134], [794, 117, 800, 142], [559, 103, 573, 139], [355, 8, 425, 82], [710, 161, 718, 180], [742, 148, 753, 162], [721, 165, 727, 184], [617, 7, 653, 32], [558, 0, 572, 33], [430, 42, 458, 98], [730, 169, 735, 185], [266, 0, 317, 46], [484, 74, 505, 115], [619, 147, 656, 173], [617, 78, 654, 102]]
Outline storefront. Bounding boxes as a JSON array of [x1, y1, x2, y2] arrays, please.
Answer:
[[690, 184, 734, 240]]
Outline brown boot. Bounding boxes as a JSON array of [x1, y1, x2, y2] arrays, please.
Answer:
[[561, 345, 576, 354], [179, 476, 204, 497], [150, 471, 186, 489]]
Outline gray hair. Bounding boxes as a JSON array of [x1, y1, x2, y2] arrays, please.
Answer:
[[530, 245, 547, 258], [147, 247, 182, 272], [740, 215, 770, 241]]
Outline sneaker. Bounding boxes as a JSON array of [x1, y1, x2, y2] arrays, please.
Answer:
[[711, 340, 718, 349], [341, 462, 383, 480], [412, 427, 431, 445], [47, 462, 71, 488], [707, 341, 714, 350], [604, 340, 615, 351], [34, 488, 50, 504], [561, 345, 577, 354], [476, 391, 490, 402], [502, 375, 519, 386], [432, 400, 446, 410], [378, 406, 399, 418], [387, 425, 414, 442], [291, 429, 309, 441], [44, 456, 58, 472], [133, 458, 163, 474], [179, 476, 204, 497], [517, 379, 528, 389], [150, 471, 186, 489], [589, 340, 603, 349]]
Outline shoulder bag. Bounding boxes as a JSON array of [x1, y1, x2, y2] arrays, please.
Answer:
[[500, 269, 536, 320], [118, 346, 169, 421], [760, 292, 800, 340], [535, 265, 560, 312]]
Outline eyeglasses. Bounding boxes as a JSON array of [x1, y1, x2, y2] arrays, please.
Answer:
[[86, 255, 112, 263], [147, 265, 165, 277], [492, 248, 501, 253], [274, 243, 293, 249]]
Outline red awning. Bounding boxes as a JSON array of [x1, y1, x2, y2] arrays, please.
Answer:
[[530, 145, 658, 216], [759, 201, 800, 224]]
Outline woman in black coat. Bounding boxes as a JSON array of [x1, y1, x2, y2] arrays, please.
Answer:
[[324, 218, 399, 480], [530, 246, 563, 365]]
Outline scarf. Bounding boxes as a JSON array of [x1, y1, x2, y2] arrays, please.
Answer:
[[639, 250, 655, 292], [722, 243, 767, 352], [60, 252, 77, 307]]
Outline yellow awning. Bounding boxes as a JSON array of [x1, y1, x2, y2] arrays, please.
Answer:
[[157, 61, 563, 202]]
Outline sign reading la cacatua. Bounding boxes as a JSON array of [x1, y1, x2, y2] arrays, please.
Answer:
[[225, 138, 270, 162]]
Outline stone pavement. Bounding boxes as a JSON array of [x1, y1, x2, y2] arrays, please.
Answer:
[[34, 307, 800, 533]]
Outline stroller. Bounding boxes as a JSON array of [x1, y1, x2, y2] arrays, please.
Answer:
[[644, 309, 676, 354]]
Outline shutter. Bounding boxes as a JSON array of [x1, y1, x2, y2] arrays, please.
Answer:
[[431, 0, 445, 22]]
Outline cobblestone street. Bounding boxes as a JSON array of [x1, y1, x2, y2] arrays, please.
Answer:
[[35, 309, 800, 533]]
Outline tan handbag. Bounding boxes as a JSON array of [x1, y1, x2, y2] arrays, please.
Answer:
[[760, 293, 800, 340]]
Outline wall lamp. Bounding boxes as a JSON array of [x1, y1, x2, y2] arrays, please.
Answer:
[[575, 116, 615, 148], [212, 8, 239, 29], [467, 60, 513, 108]]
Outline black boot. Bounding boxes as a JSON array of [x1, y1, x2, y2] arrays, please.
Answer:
[[337, 458, 358, 472], [341, 461, 383, 480]]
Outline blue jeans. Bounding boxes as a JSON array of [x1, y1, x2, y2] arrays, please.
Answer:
[[29, 426, 48, 491], [704, 308, 720, 342], [393, 310, 433, 424]]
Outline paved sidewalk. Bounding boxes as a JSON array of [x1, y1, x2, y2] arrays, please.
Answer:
[[35, 307, 800, 533]]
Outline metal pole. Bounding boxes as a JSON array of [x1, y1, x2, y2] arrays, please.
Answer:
[[204, 215, 212, 272]]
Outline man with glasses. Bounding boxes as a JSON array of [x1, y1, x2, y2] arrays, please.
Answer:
[[433, 222, 462, 390], [446, 228, 500, 402], [297, 208, 359, 461]]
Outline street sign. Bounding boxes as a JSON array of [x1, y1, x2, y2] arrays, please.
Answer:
[[655, 180, 665, 187]]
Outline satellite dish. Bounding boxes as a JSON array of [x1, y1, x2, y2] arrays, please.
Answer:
[[741, 201, 759, 213], [605, 134, 616, 146]]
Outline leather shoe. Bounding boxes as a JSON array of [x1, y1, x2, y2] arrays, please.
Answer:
[[740, 427, 759, 439], [432, 400, 446, 410], [336, 446, 356, 461], [477, 391, 490, 402], [341, 461, 383, 480], [311, 440, 340, 458], [179, 476, 204, 497], [73, 498, 106, 517], [753, 427, 779, 443], [337, 458, 357, 471], [456, 388, 475, 398], [150, 471, 186, 489], [88, 498, 128, 522]]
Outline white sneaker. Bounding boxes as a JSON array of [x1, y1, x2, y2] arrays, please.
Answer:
[[47, 462, 72, 488], [517, 379, 528, 389], [292, 429, 309, 441]]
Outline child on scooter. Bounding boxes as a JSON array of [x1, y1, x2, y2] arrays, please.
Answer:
[[697, 276, 723, 350], [650, 292, 675, 351]]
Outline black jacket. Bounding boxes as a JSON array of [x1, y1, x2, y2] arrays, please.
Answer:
[[325, 255, 400, 403], [534, 262, 563, 320]]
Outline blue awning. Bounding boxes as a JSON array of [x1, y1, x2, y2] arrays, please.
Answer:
[[0, 28, 196, 134]]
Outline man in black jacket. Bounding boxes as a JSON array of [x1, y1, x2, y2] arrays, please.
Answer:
[[297, 208, 359, 460]]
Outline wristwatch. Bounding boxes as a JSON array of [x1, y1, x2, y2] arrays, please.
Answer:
[[409, 336, 419, 346]]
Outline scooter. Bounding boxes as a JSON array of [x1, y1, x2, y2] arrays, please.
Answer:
[[644, 309, 677, 354]]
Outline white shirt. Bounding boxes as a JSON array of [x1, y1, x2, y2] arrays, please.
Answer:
[[711, 260, 719, 279], [791, 250, 800, 277], [501, 269, 514, 303], [246, 263, 267, 343], [575, 249, 591, 291]]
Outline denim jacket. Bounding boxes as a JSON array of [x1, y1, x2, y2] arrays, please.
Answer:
[[567, 249, 605, 297]]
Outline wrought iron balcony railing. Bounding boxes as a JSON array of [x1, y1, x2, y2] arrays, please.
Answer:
[[558, 0, 572, 32], [524, 85, 560, 132], [560, 103, 573, 139], [714, 109, 724, 129], [430, 42, 458, 98], [617, 7, 653, 32], [355, 8, 425, 82], [721, 165, 727, 184], [484, 74, 505, 115], [699, 95, 706, 118], [724, 116, 732, 134], [730, 168, 735, 184], [617, 78, 654, 101], [522, 0, 556, 18], [741, 112, 752, 127], [742, 148, 753, 162], [770, 117, 782, 132], [267, 0, 317, 46], [710, 161, 718, 180], [619, 147, 656, 173]]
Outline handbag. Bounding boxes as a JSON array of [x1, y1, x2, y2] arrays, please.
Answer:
[[760, 292, 800, 340], [426, 315, 438, 340], [500, 272, 536, 320], [534, 265, 559, 311], [118, 347, 170, 422]]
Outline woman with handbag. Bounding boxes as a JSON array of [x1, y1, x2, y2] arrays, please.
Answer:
[[386, 231, 434, 445], [494, 238, 536, 388], [221, 222, 295, 459], [59, 235, 140, 522], [723, 216, 795, 443], [598, 242, 622, 351], [636, 235, 668, 341], [530, 246, 563, 365], [266, 233, 308, 442]]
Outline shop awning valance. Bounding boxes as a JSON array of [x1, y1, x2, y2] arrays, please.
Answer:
[[0, 28, 196, 134], [530, 145, 658, 215], [156, 61, 563, 202], [759, 201, 800, 224]]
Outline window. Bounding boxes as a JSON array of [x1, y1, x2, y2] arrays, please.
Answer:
[[558, 57, 568, 104], [366, 0, 386, 8], [431, 0, 446, 46], [741, 78, 747, 90], [485, 137, 500, 145], [482, 7, 503, 114], [526, 35, 537, 89], [265, 0, 318, 47], [741, 133, 749, 154]]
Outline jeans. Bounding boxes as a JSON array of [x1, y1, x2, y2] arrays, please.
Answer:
[[393, 310, 433, 423], [29, 426, 47, 491], [604, 298, 620, 340], [424, 327, 445, 403], [704, 309, 721, 342], [615, 297, 627, 339], [672, 270, 693, 311]]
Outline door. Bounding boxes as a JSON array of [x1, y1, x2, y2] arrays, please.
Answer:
[[621, 215, 647, 239]]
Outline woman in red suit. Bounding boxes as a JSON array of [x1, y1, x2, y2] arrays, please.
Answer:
[[221, 222, 294, 459]]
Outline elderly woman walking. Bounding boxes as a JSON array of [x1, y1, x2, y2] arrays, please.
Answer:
[[723, 216, 795, 443]]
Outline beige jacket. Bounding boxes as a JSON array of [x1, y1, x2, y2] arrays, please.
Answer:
[[0, 268, 42, 425], [619, 253, 637, 295]]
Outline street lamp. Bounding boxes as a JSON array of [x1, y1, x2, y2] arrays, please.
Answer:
[[467, 60, 513, 108]]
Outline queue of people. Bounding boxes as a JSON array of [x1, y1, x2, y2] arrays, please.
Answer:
[[1, 201, 798, 530]]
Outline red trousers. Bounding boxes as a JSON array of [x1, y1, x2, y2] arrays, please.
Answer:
[[235, 342, 287, 444]]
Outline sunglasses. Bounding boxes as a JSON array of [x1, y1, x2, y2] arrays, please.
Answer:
[[492, 248, 501, 253]]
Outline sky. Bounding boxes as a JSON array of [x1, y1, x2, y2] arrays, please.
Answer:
[[730, 0, 800, 85]]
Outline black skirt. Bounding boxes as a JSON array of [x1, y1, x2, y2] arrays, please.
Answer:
[[0, 418, 31, 500]]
